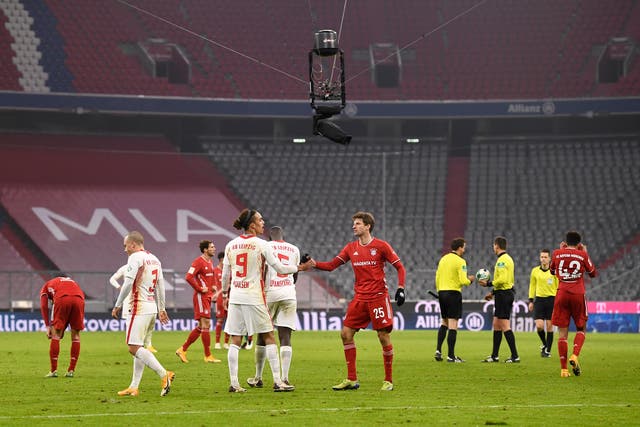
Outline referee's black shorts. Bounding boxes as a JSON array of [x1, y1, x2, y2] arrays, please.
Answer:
[[533, 296, 555, 320], [493, 289, 515, 319], [438, 290, 463, 319]]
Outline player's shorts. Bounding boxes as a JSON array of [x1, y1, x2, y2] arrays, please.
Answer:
[[438, 290, 463, 319], [51, 295, 85, 331], [126, 313, 156, 346], [268, 299, 297, 330], [533, 296, 555, 320], [493, 289, 515, 319], [343, 294, 394, 332], [224, 303, 274, 337], [193, 292, 212, 320], [215, 293, 227, 319], [552, 289, 588, 329]]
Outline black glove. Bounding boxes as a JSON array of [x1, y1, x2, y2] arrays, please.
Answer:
[[395, 288, 405, 306], [301, 253, 311, 263]]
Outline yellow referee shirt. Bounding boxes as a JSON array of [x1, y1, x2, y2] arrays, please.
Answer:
[[492, 252, 514, 291], [435, 252, 471, 292], [528, 266, 558, 300]]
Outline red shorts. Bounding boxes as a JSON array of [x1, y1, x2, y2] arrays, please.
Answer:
[[51, 295, 85, 331], [551, 289, 588, 329], [193, 293, 212, 320], [215, 293, 227, 319], [343, 294, 394, 332]]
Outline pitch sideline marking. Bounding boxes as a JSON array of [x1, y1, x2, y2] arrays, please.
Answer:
[[0, 403, 635, 420]]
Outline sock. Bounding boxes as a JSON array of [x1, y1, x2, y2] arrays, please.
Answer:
[[224, 333, 230, 344], [492, 330, 502, 358], [558, 337, 568, 369], [266, 344, 282, 384], [69, 339, 80, 371], [344, 342, 357, 381], [255, 345, 267, 379], [436, 325, 448, 352], [504, 330, 518, 358], [382, 344, 393, 382], [50, 337, 60, 372], [201, 330, 211, 357], [135, 347, 166, 378], [537, 329, 546, 346], [573, 331, 586, 356], [183, 327, 201, 351], [280, 346, 292, 381], [130, 355, 145, 389], [215, 321, 222, 343], [447, 329, 457, 358], [228, 344, 240, 387], [545, 332, 554, 352]]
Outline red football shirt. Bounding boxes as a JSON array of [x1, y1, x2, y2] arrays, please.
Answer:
[[185, 255, 215, 297], [316, 238, 405, 301], [40, 277, 84, 302], [550, 247, 597, 294]]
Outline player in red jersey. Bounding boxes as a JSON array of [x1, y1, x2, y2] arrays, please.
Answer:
[[176, 240, 221, 363], [311, 211, 406, 391], [213, 251, 230, 350], [550, 231, 597, 378], [40, 275, 85, 378]]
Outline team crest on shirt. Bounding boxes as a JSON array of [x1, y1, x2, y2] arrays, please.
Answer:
[[370, 249, 377, 256]]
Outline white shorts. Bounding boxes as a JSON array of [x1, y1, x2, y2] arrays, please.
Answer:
[[268, 299, 297, 331], [224, 304, 273, 337], [125, 313, 156, 346]]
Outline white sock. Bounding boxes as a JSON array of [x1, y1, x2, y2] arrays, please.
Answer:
[[280, 346, 292, 381], [228, 344, 240, 387], [130, 355, 145, 388], [135, 347, 166, 378], [266, 344, 282, 384], [255, 345, 266, 379]]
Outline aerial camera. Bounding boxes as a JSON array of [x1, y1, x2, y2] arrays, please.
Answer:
[[309, 30, 352, 145]]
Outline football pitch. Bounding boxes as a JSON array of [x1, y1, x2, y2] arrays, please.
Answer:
[[1, 330, 638, 426]]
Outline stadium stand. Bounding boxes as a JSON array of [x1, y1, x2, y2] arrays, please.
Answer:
[[0, 1, 639, 99], [203, 137, 448, 299], [464, 135, 640, 301], [0, 7, 22, 91], [0, 132, 244, 310]]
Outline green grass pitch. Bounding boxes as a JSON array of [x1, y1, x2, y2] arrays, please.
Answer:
[[1, 330, 638, 426]]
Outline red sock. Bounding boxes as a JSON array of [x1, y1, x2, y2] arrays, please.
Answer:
[[382, 344, 394, 382], [558, 337, 568, 369], [50, 337, 60, 372], [573, 331, 586, 356], [69, 339, 80, 371], [183, 327, 201, 350], [224, 333, 229, 344], [202, 330, 211, 356], [344, 343, 357, 380], [215, 321, 222, 343]]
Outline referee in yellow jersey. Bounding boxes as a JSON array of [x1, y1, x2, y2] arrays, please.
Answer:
[[528, 249, 559, 357], [479, 236, 520, 363], [434, 238, 475, 363]]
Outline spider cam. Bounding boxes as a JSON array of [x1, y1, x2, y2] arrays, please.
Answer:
[[309, 30, 352, 145]]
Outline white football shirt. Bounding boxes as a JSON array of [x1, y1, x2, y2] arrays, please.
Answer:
[[265, 240, 299, 303], [115, 250, 165, 315], [222, 234, 297, 305]]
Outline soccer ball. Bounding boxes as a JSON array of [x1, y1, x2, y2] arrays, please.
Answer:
[[476, 268, 491, 281]]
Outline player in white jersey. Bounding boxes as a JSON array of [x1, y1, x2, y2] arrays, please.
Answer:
[[247, 226, 301, 388], [112, 231, 175, 397], [110, 264, 156, 352], [222, 209, 313, 393]]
